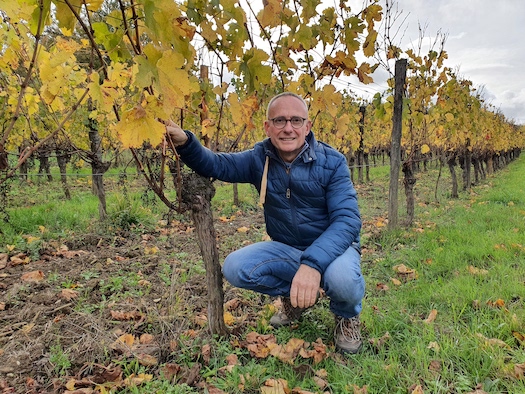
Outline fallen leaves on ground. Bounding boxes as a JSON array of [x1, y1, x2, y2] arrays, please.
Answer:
[[423, 309, 438, 324], [21, 270, 45, 282], [475, 333, 510, 349], [467, 265, 489, 275], [240, 331, 329, 365], [393, 264, 418, 281]]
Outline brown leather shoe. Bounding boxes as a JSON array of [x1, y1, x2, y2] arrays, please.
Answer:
[[269, 297, 305, 327], [334, 315, 363, 354]]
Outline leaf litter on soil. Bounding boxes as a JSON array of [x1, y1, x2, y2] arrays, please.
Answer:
[[0, 211, 273, 392]]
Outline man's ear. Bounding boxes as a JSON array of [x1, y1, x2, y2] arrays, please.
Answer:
[[264, 120, 271, 137]]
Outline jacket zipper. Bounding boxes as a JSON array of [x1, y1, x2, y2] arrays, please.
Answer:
[[285, 165, 291, 199]]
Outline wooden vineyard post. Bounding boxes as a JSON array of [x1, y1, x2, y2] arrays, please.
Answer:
[[388, 59, 407, 230]]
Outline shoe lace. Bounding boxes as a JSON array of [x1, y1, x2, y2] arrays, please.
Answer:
[[336, 316, 361, 342]]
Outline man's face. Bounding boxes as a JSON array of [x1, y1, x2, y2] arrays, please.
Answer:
[[264, 95, 312, 163]]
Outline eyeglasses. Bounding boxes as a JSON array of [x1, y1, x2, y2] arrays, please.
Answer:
[[269, 116, 307, 129]]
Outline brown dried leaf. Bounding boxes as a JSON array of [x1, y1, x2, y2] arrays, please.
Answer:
[[261, 378, 289, 394], [21, 270, 45, 282], [206, 385, 228, 394], [393, 264, 418, 281], [487, 298, 506, 308], [514, 362, 525, 379], [56, 246, 89, 258], [201, 343, 211, 364], [467, 265, 488, 275], [137, 353, 158, 366], [224, 298, 240, 310], [61, 288, 79, 301], [423, 309, 438, 324], [111, 333, 135, 353], [298, 338, 329, 364], [476, 333, 510, 349], [313, 376, 328, 389], [410, 385, 425, 394], [352, 385, 368, 394], [11, 253, 31, 266], [428, 360, 442, 373], [140, 333, 155, 344], [160, 363, 181, 380], [194, 314, 208, 327], [110, 310, 143, 321], [512, 331, 525, 346], [225, 354, 239, 366], [123, 373, 152, 387], [390, 277, 402, 286], [0, 253, 8, 269], [368, 332, 391, 349]]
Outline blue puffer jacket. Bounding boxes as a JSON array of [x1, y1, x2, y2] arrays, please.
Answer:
[[176, 130, 361, 274]]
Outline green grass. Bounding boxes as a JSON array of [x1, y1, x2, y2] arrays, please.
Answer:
[[356, 157, 525, 393], [1, 156, 525, 393]]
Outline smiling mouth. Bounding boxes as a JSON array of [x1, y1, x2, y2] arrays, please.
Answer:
[[280, 137, 295, 141]]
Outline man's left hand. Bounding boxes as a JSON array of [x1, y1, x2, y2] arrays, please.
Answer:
[[289, 264, 321, 309]]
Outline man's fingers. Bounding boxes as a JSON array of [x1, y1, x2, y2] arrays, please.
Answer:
[[289, 282, 298, 308], [290, 283, 318, 309]]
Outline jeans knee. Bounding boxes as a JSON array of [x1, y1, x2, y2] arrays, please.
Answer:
[[222, 256, 240, 286], [324, 270, 365, 303]]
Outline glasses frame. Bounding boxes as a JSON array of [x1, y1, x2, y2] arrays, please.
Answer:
[[269, 116, 307, 129]]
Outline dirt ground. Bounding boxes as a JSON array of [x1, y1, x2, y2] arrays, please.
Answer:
[[0, 209, 270, 393]]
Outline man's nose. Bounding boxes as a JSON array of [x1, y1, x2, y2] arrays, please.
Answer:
[[283, 119, 294, 130]]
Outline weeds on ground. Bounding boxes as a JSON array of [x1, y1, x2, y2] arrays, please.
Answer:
[[1, 159, 525, 393]]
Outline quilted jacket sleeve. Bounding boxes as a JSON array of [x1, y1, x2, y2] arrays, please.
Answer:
[[176, 131, 263, 186]]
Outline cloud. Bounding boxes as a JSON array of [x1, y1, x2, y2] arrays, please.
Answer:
[[392, 0, 525, 124]]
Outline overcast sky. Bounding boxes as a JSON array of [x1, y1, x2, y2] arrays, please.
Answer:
[[366, 0, 525, 125]]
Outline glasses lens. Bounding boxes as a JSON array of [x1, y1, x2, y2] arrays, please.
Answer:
[[272, 117, 305, 128], [273, 117, 286, 128], [291, 117, 304, 128]]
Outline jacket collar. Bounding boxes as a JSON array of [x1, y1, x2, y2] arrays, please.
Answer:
[[264, 131, 318, 164]]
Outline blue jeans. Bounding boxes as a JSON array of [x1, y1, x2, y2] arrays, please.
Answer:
[[222, 241, 365, 318]]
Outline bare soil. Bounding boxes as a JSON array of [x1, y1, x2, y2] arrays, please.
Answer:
[[0, 209, 268, 393]]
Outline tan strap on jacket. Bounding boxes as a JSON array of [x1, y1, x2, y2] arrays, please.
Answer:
[[259, 156, 269, 206]]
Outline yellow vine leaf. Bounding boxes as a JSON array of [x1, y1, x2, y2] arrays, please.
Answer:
[[243, 48, 272, 92], [258, 0, 285, 28], [53, 0, 83, 35], [115, 105, 165, 148], [362, 3, 383, 30], [157, 51, 199, 114], [335, 114, 351, 138], [0, 0, 34, 23], [293, 25, 316, 50], [85, 0, 104, 11], [362, 29, 378, 58], [421, 144, 431, 154], [201, 118, 215, 138], [27, 1, 51, 36]]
